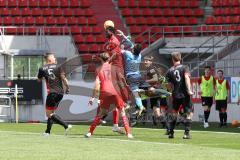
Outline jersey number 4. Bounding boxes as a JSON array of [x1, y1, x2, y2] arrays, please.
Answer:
[[174, 70, 181, 82]]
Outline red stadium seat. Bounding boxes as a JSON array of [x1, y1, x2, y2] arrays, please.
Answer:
[[67, 17, 78, 25], [163, 27, 172, 33], [224, 16, 233, 24], [71, 26, 81, 34], [96, 35, 105, 43], [215, 16, 224, 24], [90, 44, 99, 53], [223, 8, 231, 15], [214, 8, 222, 16], [42, 8, 52, 16], [50, 0, 59, 7], [169, 0, 179, 8], [129, 26, 141, 34], [70, 0, 79, 7], [189, 17, 198, 25], [19, 0, 27, 8], [232, 16, 240, 24], [14, 17, 24, 25], [8, 0, 17, 7], [78, 17, 88, 25], [22, 8, 31, 16], [222, 0, 231, 7], [49, 27, 60, 34], [39, 0, 49, 7], [178, 17, 188, 25], [3, 17, 13, 25], [157, 17, 168, 25], [74, 35, 85, 43], [212, 0, 221, 7], [118, 0, 127, 8], [63, 8, 73, 17], [5, 27, 17, 35], [80, 0, 91, 8], [205, 16, 215, 24], [183, 26, 193, 33], [147, 17, 157, 25], [78, 44, 89, 52], [131, 8, 142, 16], [81, 26, 92, 34], [32, 8, 42, 16], [149, 0, 158, 8], [27, 27, 37, 35], [60, 0, 69, 8], [53, 8, 63, 16], [168, 17, 178, 25], [92, 26, 102, 34], [194, 9, 204, 17], [36, 17, 45, 25], [172, 26, 181, 33], [153, 9, 162, 16], [232, 0, 240, 6], [128, 0, 137, 8], [151, 27, 162, 33], [135, 36, 144, 43], [142, 8, 152, 17], [84, 9, 94, 17], [85, 35, 95, 43], [189, 1, 199, 7], [24, 17, 35, 25], [11, 8, 21, 16], [184, 9, 193, 16], [88, 17, 97, 25], [233, 7, 240, 15], [138, 0, 148, 8], [163, 9, 172, 16], [135, 17, 146, 25], [46, 17, 56, 25], [1, 8, 10, 16], [121, 9, 131, 17], [0, 0, 6, 7], [174, 9, 184, 16], [125, 17, 135, 25], [29, 0, 38, 7], [179, 0, 188, 8], [158, 0, 168, 8], [74, 9, 84, 16], [56, 16, 66, 25]]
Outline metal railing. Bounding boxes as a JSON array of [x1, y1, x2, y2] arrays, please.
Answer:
[[131, 24, 240, 48]]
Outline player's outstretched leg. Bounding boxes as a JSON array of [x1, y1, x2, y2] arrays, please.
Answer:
[[85, 116, 101, 138], [44, 118, 54, 135], [112, 108, 123, 134], [120, 108, 133, 139], [51, 113, 72, 135], [183, 118, 192, 139]]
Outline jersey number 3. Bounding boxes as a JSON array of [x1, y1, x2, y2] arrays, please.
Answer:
[[174, 70, 181, 82]]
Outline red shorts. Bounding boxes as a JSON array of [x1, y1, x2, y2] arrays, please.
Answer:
[[99, 94, 125, 110]]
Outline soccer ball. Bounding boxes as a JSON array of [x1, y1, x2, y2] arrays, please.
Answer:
[[104, 20, 114, 30], [231, 120, 239, 127]]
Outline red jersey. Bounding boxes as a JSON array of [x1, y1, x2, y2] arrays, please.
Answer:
[[96, 62, 125, 109], [104, 35, 124, 71]]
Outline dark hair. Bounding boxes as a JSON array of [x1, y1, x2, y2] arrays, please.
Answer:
[[217, 69, 223, 74], [100, 52, 110, 62], [133, 44, 142, 56], [143, 56, 153, 61], [204, 66, 211, 69], [44, 52, 54, 60], [106, 26, 116, 34]]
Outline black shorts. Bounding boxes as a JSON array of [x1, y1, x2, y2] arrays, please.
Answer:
[[46, 93, 63, 110], [215, 100, 227, 111], [150, 97, 160, 108], [172, 96, 193, 114], [160, 97, 168, 107], [201, 97, 213, 107]]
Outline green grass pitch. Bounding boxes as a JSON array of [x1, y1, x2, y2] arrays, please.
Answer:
[[0, 123, 239, 160]]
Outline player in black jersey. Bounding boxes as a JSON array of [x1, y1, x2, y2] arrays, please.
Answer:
[[38, 53, 72, 136], [166, 52, 193, 139]]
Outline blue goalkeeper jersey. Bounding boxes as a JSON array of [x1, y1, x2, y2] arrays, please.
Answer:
[[122, 50, 141, 76]]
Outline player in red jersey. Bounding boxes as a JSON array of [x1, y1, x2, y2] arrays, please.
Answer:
[[85, 52, 133, 138]]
